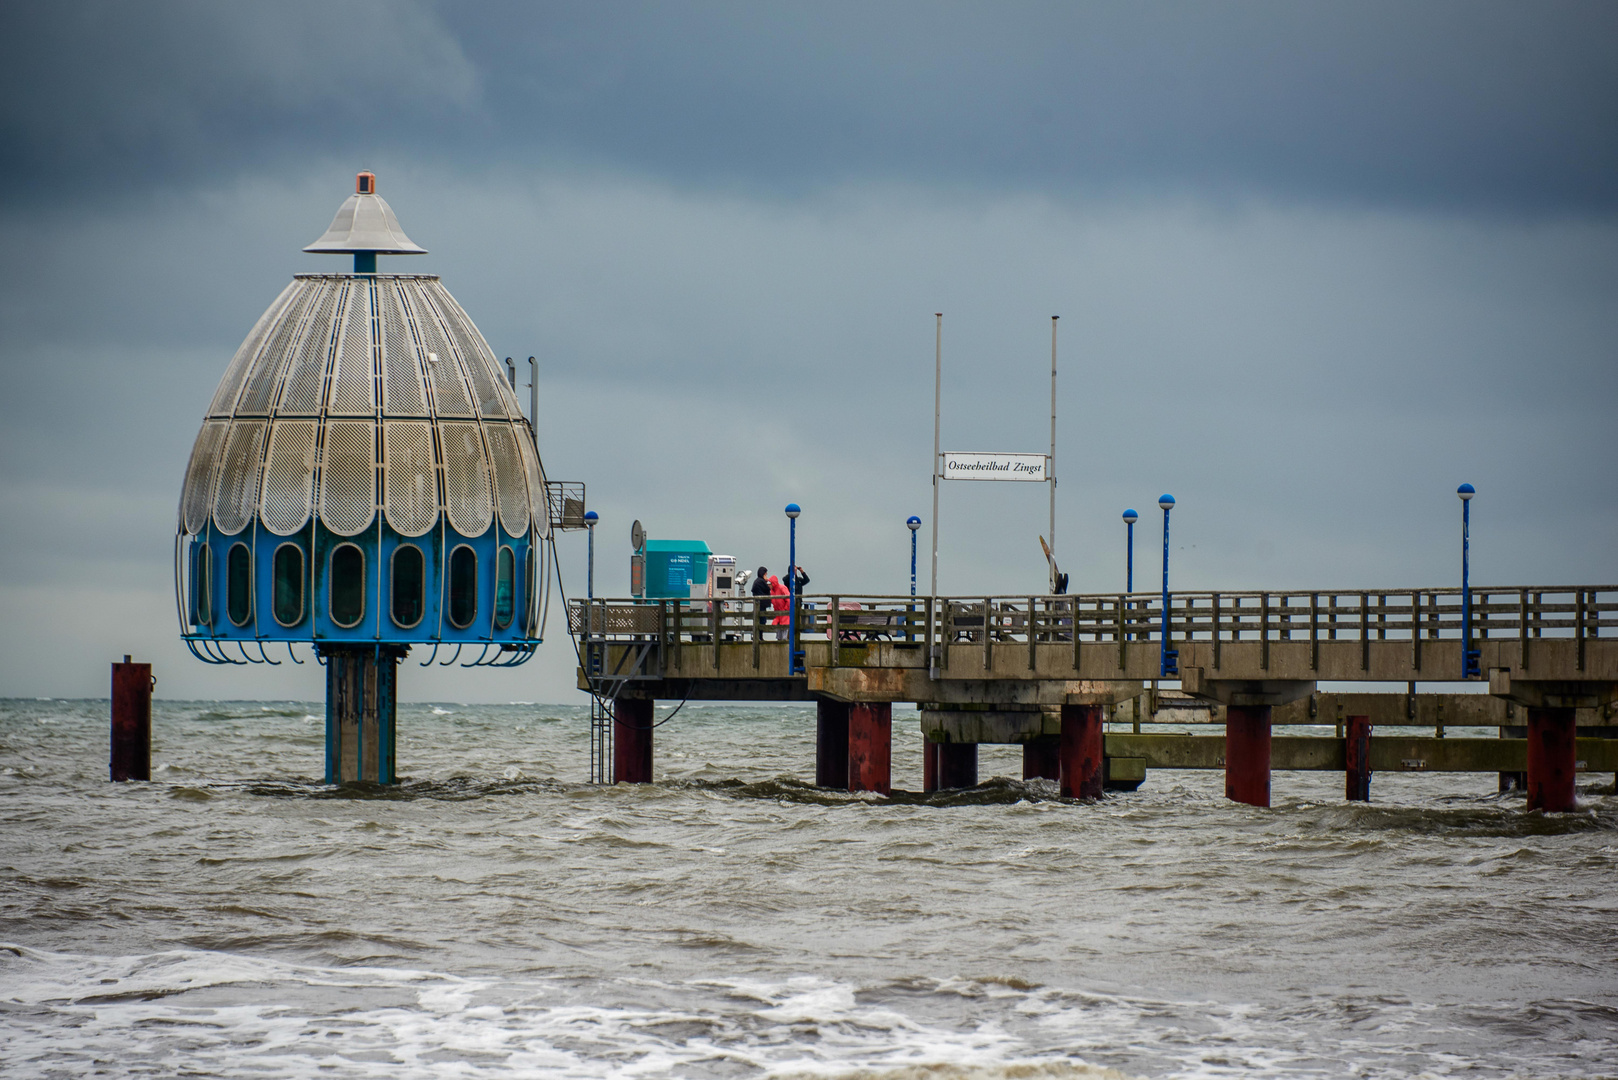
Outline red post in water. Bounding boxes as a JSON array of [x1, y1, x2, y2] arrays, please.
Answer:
[[1022, 736, 1060, 781], [847, 702, 891, 795], [1525, 706, 1576, 813], [935, 743, 978, 789], [1225, 705, 1272, 807], [816, 699, 850, 789], [923, 739, 940, 792], [613, 697, 654, 783], [110, 655, 151, 782], [1344, 714, 1371, 802], [1059, 703, 1103, 799]]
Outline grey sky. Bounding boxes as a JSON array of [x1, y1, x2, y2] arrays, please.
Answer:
[[6, 2, 1617, 212], [1, 2, 1614, 702]]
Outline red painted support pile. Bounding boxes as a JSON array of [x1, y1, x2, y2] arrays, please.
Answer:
[[1059, 703, 1102, 799], [1526, 707, 1576, 812], [1345, 714, 1371, 802], [1225, 705, 1271, 807], [817, 700, 850, 788], [847, 702, 891, 794], [614, 698, 654, 783], [1022, 736, 1060, 781], [110, 656, 151, 782], [935, 743, 978, 789]]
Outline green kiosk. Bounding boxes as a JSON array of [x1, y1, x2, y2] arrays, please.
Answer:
[[633, 538, 712, 599]]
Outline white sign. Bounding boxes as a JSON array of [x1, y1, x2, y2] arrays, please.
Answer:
[[941, 452, 1049, 482]]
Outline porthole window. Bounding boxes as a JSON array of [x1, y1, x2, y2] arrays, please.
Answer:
[[192, 542, 213, 627], [448, 544, 477, 629], [391, 544, 425, 629], [226, 543, 253, 626], [272, 544, 304, 627], [494, 545, 515, 630], [329, 543, 366, 629]]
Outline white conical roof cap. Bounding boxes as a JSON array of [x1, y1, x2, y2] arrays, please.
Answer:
[[303, 172, 427, 255]]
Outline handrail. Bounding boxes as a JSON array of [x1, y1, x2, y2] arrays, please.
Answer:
[[569, 587, 1616, 648]]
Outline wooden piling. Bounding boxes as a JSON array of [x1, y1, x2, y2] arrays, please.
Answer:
[[1059, 703, 1103, 799], [110, 655, 151, 782], [1225, 705, 1271, 807]]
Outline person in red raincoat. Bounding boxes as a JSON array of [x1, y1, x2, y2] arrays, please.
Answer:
[[769, 573, 790, 636]]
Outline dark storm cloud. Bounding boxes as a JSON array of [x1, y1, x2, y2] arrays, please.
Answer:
[[0, 0, 479, 205], [4, 0, 1616, 214]]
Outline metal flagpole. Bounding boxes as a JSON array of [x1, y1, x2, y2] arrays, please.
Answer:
[[527, 356, 539, 451], [1049, 316, 1057, 593], [930, 313, 942, 679]]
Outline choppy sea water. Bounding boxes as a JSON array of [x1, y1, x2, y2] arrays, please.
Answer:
[[2, 698, 1615, 1079]]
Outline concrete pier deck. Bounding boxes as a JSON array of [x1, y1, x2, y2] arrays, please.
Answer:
[[573, 587, 1618, 807]]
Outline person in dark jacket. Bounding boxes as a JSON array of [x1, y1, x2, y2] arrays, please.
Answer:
[[751, 567, 771, 597], [790, 565, 809, 592]]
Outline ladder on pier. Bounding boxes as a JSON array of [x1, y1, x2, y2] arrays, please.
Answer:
[[584, 646, 654, 783], [580, 630, 658, 784], [589, 692, 614, 785]]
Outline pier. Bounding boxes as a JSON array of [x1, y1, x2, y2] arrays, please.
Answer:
[[574, 585, 1617, 811]]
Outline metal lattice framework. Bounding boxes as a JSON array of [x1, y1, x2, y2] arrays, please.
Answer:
[[176, 275, 550, 544]]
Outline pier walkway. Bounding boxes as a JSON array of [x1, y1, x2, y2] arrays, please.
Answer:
[[573, 586, 1617, 811]]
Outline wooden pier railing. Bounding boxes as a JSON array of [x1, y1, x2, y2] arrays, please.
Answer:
[[572, 587, 1615, 651], [571, 591, 1618, 801], [571, 586, 1618, 689]]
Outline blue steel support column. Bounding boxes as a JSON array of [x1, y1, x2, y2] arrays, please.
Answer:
[[908, 516, 921, 596], [907, 515, 921, 643], [786, 503, 803, 674], [1158, 495, 1177, 677], [325, 665, 338, 784], [324, 645, 402, 784], [1458, 484, 1478, 678], [377, 649, 397, 785]]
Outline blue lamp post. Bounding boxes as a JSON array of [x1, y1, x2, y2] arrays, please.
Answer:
[[1122, 509, 1138, 593], [785, 503, 803, 674], [907, 516, 922, 596], [583, 510, 598, 600], [1158, 495, 1178, 677], [1458, 484, 1478, 678]]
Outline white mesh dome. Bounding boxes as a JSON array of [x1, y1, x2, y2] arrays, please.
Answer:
[[178, 274, 546, 540]]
